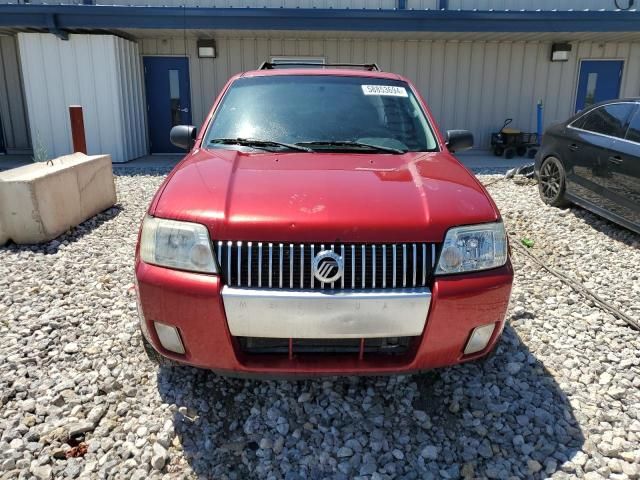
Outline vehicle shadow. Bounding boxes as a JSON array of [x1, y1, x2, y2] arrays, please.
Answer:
[[156, 324, 584, 479], [566, 204, 639, 248], [0, 204, 123, 254], [113, 168, 174, 179]]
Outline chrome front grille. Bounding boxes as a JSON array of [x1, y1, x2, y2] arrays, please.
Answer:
[[216, 241, 438, 290]]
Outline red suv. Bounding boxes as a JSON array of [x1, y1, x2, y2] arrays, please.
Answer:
[[135, 63, 513, 376]]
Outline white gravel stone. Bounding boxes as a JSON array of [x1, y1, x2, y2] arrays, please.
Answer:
[[63, 343, 79, 354], [0, 170, 638, 479], [420, 445, 438, 460]]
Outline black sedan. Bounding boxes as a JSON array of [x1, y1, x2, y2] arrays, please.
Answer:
[[535, 98, 640, 235]]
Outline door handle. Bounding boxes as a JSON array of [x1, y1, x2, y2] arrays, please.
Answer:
[[568, 143, 580, 151], [178, 107, 189, 113], [608, 155, 623, 165]]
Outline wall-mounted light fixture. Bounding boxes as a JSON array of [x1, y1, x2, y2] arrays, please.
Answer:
[[197, 39, 216, 58], [550, 43, 572, 62]]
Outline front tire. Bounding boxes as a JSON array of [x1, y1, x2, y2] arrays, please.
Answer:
[[538, 156, 570, 207]]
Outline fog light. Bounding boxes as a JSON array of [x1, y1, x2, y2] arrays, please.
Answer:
[[154, 322, 185, 355], [464, 323, 496, 355]]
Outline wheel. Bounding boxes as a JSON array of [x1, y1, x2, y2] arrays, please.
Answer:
[[527, 148, 538, 159], [504, 148, 516, 159], [516, 145, 527, 157], [141, 332, 177, 367], [538, 156, 570, 208], [493, 146, 505, 156]]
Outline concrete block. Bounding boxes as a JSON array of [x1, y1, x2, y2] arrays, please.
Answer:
[[0, 153, 117, 245]]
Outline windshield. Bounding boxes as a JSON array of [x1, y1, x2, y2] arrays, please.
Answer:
[[204, 75, 439, 153]]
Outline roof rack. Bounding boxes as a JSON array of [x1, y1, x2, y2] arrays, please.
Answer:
[[258, 62, 381, 71]]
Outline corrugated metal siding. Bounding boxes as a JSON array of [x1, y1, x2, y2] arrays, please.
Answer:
[[17, 33, 146, 162], [0, 35, 30, 153], [22, 0, 399, 7], [158, 0, 397, 6], [16, 0, 626, 8], [405, 0, 443, 8], [141, 35, 640, 148], [444, 0, 624, 10]]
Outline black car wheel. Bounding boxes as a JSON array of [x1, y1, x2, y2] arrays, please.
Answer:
[[493, 146, 504, 157], [538, 156, 570, 207], [516, 145, 527, 157]]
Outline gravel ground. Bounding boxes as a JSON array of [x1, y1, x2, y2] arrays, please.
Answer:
[[0, 169, 639, 480]]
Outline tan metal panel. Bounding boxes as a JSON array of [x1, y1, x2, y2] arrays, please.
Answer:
[[465, 41, 486, 139], [453, 41, 472, 131], [447, 0, 618, 9], [621, 43, 640, 97], [0, 35, 31, 152], [98, 0, 398, 7], [139, 34, 640, 148], [17, 33, 146, 162]]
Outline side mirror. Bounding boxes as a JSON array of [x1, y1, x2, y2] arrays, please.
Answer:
[[170, 125, 197, 150], [446, 130, 473, 153]]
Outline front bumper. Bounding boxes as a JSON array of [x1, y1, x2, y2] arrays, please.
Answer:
[[135, 261, 513, 376], [222, 287, 431, 339]]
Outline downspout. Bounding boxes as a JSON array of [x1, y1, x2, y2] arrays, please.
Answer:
[[438, 0, 449, 9], [46, 13, 68, 40], [398, 0, 406, 9]]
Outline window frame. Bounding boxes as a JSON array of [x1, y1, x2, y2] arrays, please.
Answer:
[[568, 101, 637, 140], [623, 105, 640, 145]]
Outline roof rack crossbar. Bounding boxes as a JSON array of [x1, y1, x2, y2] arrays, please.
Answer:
[[259, 62, 381, 71]]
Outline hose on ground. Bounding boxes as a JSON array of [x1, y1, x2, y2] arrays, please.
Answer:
[[481, 177, 639, 331], [512, 240, 639, 331]]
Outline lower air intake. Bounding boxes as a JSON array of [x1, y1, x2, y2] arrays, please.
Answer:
[[237, 336, 414, 355]]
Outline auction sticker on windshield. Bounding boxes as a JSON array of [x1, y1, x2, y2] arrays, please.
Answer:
[[361, 85, 408, 97]]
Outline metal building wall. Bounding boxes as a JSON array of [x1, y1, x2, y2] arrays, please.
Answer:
[[21, 0, 400, 7], [410, 0, 620, 9], [140, 35, 640, 148], [12, 0, 624, 9], [0, 35, 30, 153], [17, 33, 147, 162]]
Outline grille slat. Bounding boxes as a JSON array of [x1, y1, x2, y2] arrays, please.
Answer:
[[382, 245, 387, 288], [268, 243, 273, 288], [412, 244, 417, 287], [310, 244, 315, 289], [218, 242, 437, 290], [392, 245, 397, 288], [237, 241, 242, 286], [258, 242, 263, 287]]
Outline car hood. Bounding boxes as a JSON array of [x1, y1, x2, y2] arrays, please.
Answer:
[[151, 148, 499, 242]]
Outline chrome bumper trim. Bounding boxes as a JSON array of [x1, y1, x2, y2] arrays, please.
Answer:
[[222, 287, 431, 339]]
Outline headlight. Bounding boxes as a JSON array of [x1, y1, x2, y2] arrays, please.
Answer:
[[139, 215, 217, 273], [435, 222, 507, 275]]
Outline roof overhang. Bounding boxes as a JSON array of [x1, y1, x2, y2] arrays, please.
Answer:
[[1, 5, 640, 35]]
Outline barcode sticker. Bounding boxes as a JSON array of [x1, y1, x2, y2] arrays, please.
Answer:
[[361, 85, 408, 97]]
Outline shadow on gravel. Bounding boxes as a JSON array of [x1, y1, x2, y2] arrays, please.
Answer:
[[113, 168, 174, 178], [567, 205, 639, 248], [156, 324, 584, 479], [0, 205, 123, 254]]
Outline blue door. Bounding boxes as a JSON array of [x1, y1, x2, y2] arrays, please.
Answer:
[[144, 57, 192, 153], [575, 60, 623, 112]]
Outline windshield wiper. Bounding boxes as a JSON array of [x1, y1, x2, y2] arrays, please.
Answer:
[[209, 138, 312, 152], [296, 140, 407, 154]]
